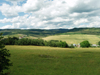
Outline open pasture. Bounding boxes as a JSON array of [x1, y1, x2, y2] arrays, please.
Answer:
[[42, 34, 100, 44], [6, 46, 100, 75]]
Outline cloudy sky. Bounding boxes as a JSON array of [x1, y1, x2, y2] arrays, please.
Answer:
[[0, 0, 100, 29]]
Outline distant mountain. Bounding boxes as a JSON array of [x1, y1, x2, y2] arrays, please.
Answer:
[[62, 28, 100, 35], [0, 29, 69, 37]]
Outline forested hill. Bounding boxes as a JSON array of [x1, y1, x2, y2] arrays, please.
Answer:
[[0, 29, 69, 37], [1, 28, 100, 37], [62, 28, 100, 35]]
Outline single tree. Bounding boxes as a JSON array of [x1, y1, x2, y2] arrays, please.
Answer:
[[80, 40, 90, 48], [0, 33, 12, 75]]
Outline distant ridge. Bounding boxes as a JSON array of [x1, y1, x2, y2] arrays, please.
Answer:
[[0, 29, 69, 37], [1, 28, 100, 37], [62, 28, 100, 35]]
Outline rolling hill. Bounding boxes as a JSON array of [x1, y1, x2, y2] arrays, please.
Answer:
[[62, 28, 100, 35], [42, 34, 100, 44], [0, 29, 69, 37], [1, 28, 100, 37], [42, 28, 100, 44], [1, 28, 100, 44]]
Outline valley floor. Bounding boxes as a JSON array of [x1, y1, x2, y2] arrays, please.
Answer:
[[5, 46, 100, 75]]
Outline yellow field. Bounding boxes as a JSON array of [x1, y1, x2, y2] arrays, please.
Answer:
[[42, 34, 100, 44], [4, 34, 100, 44]]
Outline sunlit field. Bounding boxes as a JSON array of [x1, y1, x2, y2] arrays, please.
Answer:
[[5, 45, 100, 75], [4, 34, 100, 45], [42, 34, 100, 44]]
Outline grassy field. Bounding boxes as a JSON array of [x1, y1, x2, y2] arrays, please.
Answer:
[[5, 45, 100, 75], [3, 33, 100, 45], [42, 34, 100, 44]]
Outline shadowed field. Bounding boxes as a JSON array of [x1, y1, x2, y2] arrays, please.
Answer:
[[5, 46, 100, 75]]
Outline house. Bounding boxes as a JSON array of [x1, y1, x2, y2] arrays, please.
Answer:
[[91, 44, 98, 47], [19, 36, 23, 39], [73, 44, 76, 47], [19, 35, 27, 39], [77, 43, 80, 48]]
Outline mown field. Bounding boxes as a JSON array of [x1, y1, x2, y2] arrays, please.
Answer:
[[43, 34, 100, 44], [5, 46, 100, 75], [3, 34, 100, 45]]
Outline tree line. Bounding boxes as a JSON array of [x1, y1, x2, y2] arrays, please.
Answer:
[[2, 36, 100, 48], [2, 37, 68, 48]]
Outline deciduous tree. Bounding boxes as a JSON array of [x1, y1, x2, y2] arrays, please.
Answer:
[[80, 40, 90, 48]]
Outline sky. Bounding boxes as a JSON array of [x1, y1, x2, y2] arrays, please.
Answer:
[[0, 0, 100, 29]]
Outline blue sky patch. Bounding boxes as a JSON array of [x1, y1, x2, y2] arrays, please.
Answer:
[[0, 22, 12, 27], [18, 12, 25, 16], [0, 12, 5, 19]]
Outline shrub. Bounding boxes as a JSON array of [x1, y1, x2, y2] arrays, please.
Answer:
[[47, 40, 68, 48]]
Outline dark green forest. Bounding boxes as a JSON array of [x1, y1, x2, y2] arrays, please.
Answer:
[[0, 29, 69, 37], [2, 37, 68, 48]]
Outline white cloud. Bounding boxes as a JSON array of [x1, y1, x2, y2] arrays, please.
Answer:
[[50, 17, 70, 22], [0, 18, 10, 23], [74, 19, 88, 25], [0, 0, 100, 29], [22, 0, 40, 13], [1, 25, 12, 29], [0, 3, 22, 17]]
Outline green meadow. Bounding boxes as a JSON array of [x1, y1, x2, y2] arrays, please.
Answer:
[[43, 34, 100, 44], [5, 45, 100, 75]]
